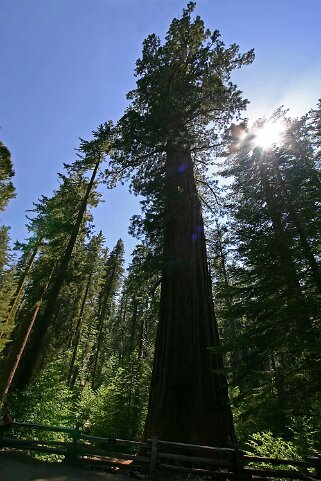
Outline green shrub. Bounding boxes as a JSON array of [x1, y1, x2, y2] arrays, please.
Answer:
[[245, 431, 300, 460], [12, 360, 76, 427], [78, 355, 151, 441]]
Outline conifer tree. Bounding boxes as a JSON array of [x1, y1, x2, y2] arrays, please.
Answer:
[[114, 244, 160, 363], [0, 125, 112, 399], [0, 171, 93, 397], [0, 227, 17, 354], [111, 3, 254, 445], [91, 239, 125, 389], [0, 141, 15, 212], [11, 124, 112, 390], [67, 232, 106, 386], [218, 111, 321, 438], [0, 141, 16, 353]]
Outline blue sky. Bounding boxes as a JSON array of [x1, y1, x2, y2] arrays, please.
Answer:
[[1, 0, 320, 261]]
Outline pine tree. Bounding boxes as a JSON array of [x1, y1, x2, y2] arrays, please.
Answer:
[[91, 239, 125, 389], [0, 124, 113, 399], [0, 227, 17, 354], [3, 236, 43, 334], [114, 244, 160, 363], [10, 124, 112, 390], [0, 141, 15, 212], [0, 141, 16, 354], [276, 115, 321, 295], [218, 111, 321, 439], [67, 232, 106, 386], [0, 172, 88, 397]]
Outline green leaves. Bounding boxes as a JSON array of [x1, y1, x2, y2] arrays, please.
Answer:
[[245, 431, 300, 463], [78, 356, 151, 440]]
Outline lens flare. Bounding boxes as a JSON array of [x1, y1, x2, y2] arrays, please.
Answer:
[[254, 120, 284, 149]]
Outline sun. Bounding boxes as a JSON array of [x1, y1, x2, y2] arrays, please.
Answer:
[[254, 119, 285, 150]]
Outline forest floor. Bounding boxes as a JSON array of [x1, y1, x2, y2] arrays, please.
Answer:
[[0, 451, 134, 481]]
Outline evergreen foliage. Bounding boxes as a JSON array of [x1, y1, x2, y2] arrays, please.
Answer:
[[0, 2, 320, 460], [0, 227, 17, 353], [211, 108, 321, 452], [0, 141, 15, 212], [111, 1, 254, 446]]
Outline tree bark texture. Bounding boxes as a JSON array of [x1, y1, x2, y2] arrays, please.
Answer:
[[0, 270, 53, 402], [0, 303, 41, 403], [4, 239, 41, 326], [143, 149, 236, 447]]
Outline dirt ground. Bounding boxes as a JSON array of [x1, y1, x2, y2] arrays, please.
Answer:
[[0, 451, 134, 481]]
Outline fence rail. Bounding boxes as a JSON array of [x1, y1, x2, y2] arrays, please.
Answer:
[[0, 421, 320, 480]]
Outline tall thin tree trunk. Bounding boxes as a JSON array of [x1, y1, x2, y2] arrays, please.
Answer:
[[143, 148, 236, 446], [91, 316, 105, 389], [214, 222, 241, 379], [127, 297, 138, 359], [14, 159, 101, 389], [138, 310, 146, 359], [0, 272, 51, 402], [0, 304, 40, 404], [4, 238, 41, 326], [91, 259, 118, 388], [67, 274, 92, 385]]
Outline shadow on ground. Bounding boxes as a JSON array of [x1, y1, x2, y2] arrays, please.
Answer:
[[0, 451, 131, 481]]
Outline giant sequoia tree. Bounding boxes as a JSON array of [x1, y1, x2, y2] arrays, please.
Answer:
[[112, 3, 254, 445]]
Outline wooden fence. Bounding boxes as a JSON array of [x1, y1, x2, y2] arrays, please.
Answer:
[[0, 421, 320, 480]]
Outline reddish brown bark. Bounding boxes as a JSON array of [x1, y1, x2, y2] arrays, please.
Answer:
[[0, 303, 41, 403], [0, 268, 56, 402], [143, 149, 236, 446], [4, 239, 41, 328]]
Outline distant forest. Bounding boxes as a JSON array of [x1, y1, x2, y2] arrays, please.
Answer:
[[0, 3, 320, 457]]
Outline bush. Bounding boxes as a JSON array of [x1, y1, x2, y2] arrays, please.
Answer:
[[245, 431, 300, 460], [11, 360, 76, 427], [78, 355, 151, 440]]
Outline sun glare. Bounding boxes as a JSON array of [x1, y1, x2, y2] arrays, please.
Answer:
[[254, 120, 284, 150]]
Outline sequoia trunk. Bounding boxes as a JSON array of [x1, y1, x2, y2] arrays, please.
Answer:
[[143, 149, 236, 446]]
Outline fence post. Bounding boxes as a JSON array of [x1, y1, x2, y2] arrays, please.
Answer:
[[149, 435, 158, 481], [307, 453, 321, 479], [315, 453, 321, 479], [234, 445, 248, 480], [66, 422, 80, 463]]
